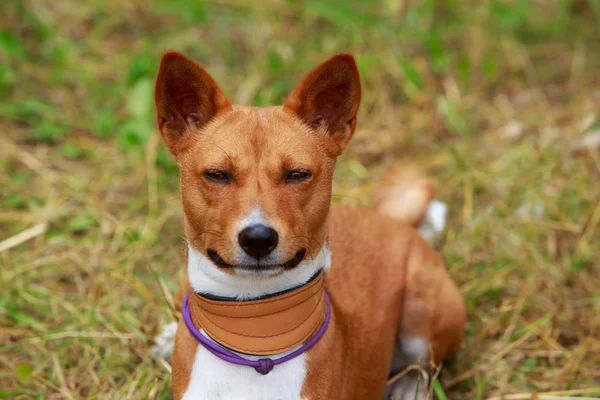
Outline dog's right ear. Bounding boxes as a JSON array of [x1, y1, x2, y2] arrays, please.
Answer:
[[154, 51, 231, 155]]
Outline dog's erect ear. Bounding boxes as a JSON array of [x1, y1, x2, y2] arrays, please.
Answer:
[[155, 51, 231, 155], [284, 53, 361, 156]]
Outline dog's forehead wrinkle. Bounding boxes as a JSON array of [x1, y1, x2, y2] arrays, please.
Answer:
[[195, 106, 318, 169]]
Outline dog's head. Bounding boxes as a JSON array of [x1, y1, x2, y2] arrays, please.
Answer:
[[154, 52, 360, 295]]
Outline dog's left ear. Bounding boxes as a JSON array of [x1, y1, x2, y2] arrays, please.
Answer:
[[284, 53, 361, 156]]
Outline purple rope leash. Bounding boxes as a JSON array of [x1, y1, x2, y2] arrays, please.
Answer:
[[182, 290, 331, 375]]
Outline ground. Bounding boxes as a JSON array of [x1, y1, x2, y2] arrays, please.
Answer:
[[1, 0, 599, 399]]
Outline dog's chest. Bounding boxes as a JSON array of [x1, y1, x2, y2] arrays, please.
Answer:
[[183, 345, 308, 400]]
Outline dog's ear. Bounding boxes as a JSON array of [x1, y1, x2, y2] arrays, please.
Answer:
[[155, 51, 231, 155], [284, 53, 361, 156]]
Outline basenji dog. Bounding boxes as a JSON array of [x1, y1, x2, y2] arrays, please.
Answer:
[[153, 51, 466, 400]]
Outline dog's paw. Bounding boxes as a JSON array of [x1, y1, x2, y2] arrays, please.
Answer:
[[417, 200, 447, 245], [151, 321, 178, 360], [388, 373, 427, 400]]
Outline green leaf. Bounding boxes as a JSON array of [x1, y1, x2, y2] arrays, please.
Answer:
[[157, 0, 206, 22], [490, 0, 530, 29], [590, 0, 600, 20], [91, 107, 118, 138], [156, 146, 179, 174], [118, 119, 151, 148], [432, 377, 448, 400], [127, 52, 155, 84], [7, 305, 45, 330], [425, 31, 450, 72], [15, 364, 33, 386], [457, 57, 471, 87], [0, 98, 54, 121], [60, 142, 85, 159], [436, 96, 468, 135], [511, 313, 552, 340], [483, 57, 498, 81], [253, 90, 272, 107], [0, 29, 27, 59], [268, 50, 285, 74], [0, 390, 25, 398], [355, 54, 380, 76], [402, 61, 423, 90], [126, 78, 153, 119], [12, 172, 33, 185], [403, 0, 436, 33], [520, 358, 538, 374], [589, 120, 600, 132], [304, 1, 378, 29], [68, 211, 97, 233], [0, 64, 16, 89], [2, 194, 26, 209], [570, 258, 584, 272], [30, 121, 66, 142]]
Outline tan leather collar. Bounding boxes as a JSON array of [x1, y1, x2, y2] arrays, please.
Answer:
[[188, 270, 327, 355]]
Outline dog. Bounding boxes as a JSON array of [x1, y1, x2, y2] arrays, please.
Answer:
[[153, 51, 466, 400]]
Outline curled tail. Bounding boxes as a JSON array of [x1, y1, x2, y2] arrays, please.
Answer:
[[373, 164, 447, 244]]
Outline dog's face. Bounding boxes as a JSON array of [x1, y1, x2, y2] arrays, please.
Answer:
[[155, 52, 360, 279]]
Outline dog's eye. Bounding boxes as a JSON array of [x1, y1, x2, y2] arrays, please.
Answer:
[[203, 170, 232, 184], [284, 169, 312, 183]]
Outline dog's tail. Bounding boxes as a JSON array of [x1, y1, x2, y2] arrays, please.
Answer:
[[372, 164, 447, 243], [373, 164, 434, 226]]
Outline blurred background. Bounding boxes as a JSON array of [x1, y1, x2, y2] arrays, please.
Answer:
[[1, 0, 599, 399]]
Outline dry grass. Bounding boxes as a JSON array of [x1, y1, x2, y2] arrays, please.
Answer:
[[1, 0, 599, 399]]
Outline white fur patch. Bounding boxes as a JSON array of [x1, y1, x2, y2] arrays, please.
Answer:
[[400, 337, 429, 365], [183, 335, 308, 400], [237, 206, 269, 229], [188, 244, 331, 299], [388, 373, 427, 400], [388, 337, 430, 400], [151, 321, 178, 360], [417, 200, 448, 244]]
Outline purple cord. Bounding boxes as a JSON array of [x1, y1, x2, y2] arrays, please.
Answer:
[[182, 290, 331, 375]]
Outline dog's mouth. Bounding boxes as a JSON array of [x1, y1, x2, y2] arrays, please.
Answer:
[[207, 248, 307, 272]]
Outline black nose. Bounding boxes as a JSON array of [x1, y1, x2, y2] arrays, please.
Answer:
[[238, 224, 279, 259]]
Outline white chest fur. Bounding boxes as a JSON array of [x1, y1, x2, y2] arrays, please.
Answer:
[[183, 345, 308, 400]]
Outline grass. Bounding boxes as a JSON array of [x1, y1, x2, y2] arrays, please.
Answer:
[[1, 0, 599, 398]]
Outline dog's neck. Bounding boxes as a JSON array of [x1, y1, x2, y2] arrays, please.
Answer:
[[187, 245, 331, 300], [186, 270, 328, 357]]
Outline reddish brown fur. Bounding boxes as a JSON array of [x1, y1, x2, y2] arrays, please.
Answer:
[[177, 106, 337, 266], [300, 206, 465, 399], [155, 52, 465, 399]]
